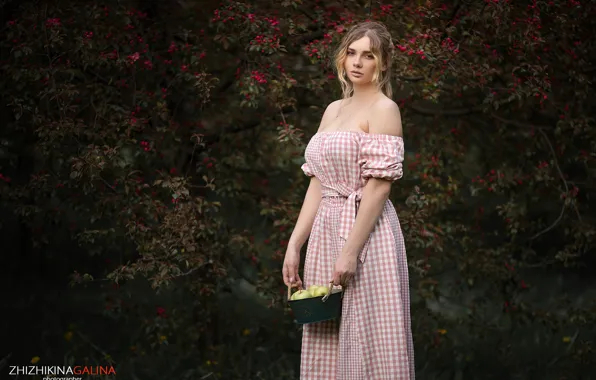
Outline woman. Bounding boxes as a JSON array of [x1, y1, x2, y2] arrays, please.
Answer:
[[282, 21, 415, 379]]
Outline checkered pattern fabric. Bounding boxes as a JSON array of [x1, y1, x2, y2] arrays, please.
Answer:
[[299, 131, 414, 380]]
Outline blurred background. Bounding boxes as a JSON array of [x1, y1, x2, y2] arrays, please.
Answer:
[[0, 0, 595, 379]]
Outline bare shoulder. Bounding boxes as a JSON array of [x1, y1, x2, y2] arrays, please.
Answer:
[[317, 99, 343, 131], [368, 97, 403, 136], [323, 99, 343, 118], [373, 97, 400, 113]]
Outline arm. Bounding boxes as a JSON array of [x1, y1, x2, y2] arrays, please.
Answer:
[[287, 99, 341, 250], [288, 177, 322, 250], [283, 100, 341, 287], [332, 100, 403, 285], [341, 178, 391, 258], [284, 167, 322, 288]]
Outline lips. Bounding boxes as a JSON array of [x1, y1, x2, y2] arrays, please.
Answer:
[[350, 70, 363, 77]]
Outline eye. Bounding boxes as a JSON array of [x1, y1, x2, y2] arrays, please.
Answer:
[[347, 51, 355, 55], [367, 55, 374, 59]]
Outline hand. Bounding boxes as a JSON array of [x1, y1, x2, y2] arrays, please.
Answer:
[[331, 253, 357, 287], [282, 246, 303, 289]]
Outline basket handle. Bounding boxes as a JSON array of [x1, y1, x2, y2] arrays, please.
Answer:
[[321, 282, 334, 302], [287, 283, 303, 301]]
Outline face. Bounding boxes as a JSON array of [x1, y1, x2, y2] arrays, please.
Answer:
[[344, 36, 378, 85]]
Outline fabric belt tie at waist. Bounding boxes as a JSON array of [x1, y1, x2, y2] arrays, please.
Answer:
[[322, 188, 371, 263]]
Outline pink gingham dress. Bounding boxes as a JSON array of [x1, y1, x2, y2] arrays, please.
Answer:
[[299, 130, 415, 380]]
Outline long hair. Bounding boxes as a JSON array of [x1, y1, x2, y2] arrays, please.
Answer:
[[333, 21, 395, 99]]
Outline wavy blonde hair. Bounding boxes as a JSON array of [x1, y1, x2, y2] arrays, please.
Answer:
[[334, 21, 395, 99]]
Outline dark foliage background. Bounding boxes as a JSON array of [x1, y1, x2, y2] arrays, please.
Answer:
[[1, 0, 595, 379]]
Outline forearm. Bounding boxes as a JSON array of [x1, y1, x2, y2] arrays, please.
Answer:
[[342, 180, 391, 258], [288, 177, 322, 251]]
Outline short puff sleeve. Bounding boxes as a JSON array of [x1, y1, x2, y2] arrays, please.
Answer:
[[301, 162, 315, 177], [359, 134, 404, 181]]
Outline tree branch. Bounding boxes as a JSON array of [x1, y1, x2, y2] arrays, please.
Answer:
[[296, 30, 325, 46], [408, 103, 483, 116], [538, 128, 582, 222], [213, 58, 247, 95], [528, 203, 565, 241], [397, 75, 425, 82], [297, 7, 318, 23], [527, 128, 582, 241], [491, 113, 549, 130], [202, 119, 261, 145]]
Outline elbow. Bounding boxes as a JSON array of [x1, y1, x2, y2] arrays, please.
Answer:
[[364, 178, 392, 200], [378, 184, 392, 200]]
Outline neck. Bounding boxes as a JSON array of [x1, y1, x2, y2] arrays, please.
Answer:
[[351, 83, 381, 100]]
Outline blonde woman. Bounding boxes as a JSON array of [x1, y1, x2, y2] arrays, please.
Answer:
[[282, 21, 415, 379]]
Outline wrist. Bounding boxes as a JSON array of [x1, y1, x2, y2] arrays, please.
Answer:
[[340, 249, 358, 259], [288, 238, 303, 252]]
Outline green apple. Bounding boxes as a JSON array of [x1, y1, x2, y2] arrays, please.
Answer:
[[290, 289, 312, 301], [311, 285, 329, 297], [308, 285, 324, 293]]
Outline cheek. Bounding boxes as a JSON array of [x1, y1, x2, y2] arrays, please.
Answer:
[[365, 62, 377, 74]]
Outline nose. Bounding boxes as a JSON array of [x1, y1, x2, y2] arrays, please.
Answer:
[[352, 58, 362, 68]]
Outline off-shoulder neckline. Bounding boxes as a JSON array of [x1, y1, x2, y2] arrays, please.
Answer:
[[314, 130, 403, 140]]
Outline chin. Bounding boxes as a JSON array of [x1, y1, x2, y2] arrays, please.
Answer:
[[348, 74, 372, 84], [349, 77, 373, 85]]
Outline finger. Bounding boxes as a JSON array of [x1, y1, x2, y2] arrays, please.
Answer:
[[296, 269, 302, 283], [282, 265, 289, 286], [331, 272, 341, 286], [341, 273, 353, 288], [284, 265, 294, 287], [288, 266, 296, 284]]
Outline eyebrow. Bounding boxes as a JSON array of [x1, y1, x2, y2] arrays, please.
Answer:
[[347, 48, 373, 54]]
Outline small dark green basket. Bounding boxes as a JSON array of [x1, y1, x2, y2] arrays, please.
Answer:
[[287, 283, 343, 325]]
